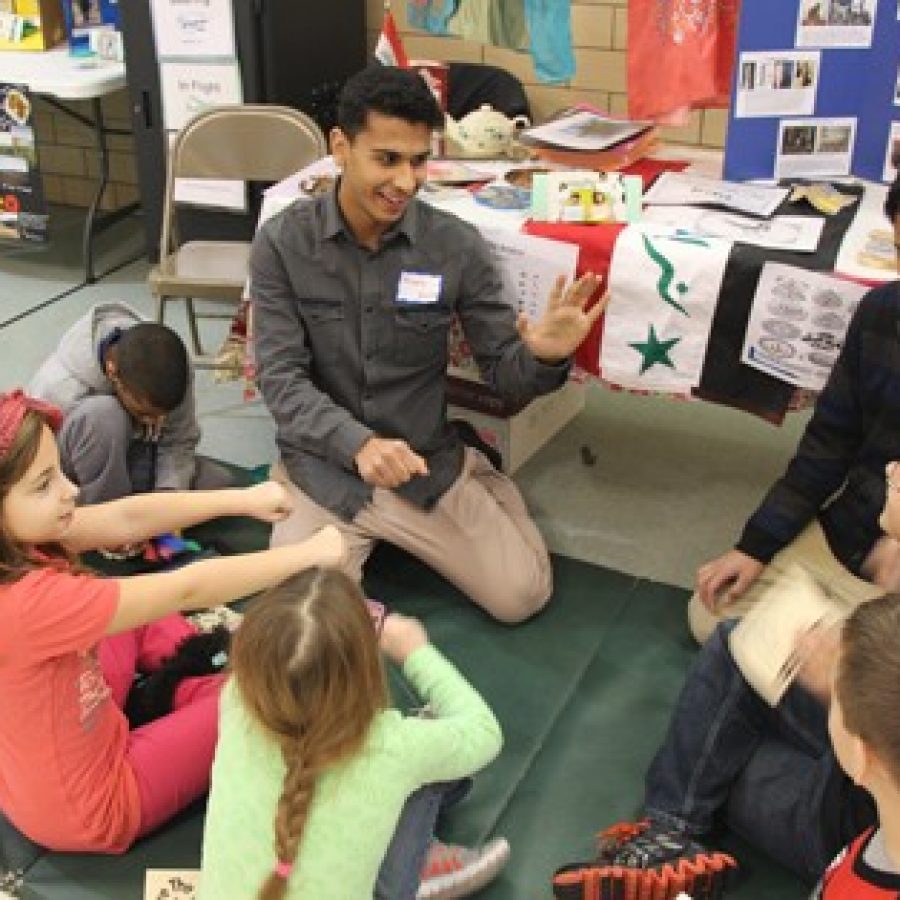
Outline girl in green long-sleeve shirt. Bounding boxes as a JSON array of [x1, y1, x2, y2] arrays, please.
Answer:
[[200, 567, 509, 900]]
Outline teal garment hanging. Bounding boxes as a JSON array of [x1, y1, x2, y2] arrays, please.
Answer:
[[406, 0, 460, 34], [449, 0, 528, 51], [524, 0, 575, 83]]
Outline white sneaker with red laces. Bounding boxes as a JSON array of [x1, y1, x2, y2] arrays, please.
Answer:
[[416, 837, 510, 899]]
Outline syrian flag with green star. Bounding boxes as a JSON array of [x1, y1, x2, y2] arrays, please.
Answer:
[[600, 224, 731, 392]]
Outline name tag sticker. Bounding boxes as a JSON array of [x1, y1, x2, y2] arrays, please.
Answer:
[[396, 271, 442, 305]]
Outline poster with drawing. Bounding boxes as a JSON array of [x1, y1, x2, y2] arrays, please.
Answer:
[[742, 262, 868, 390], [640, 205, 825, 253], [735, 50, 820, 117]]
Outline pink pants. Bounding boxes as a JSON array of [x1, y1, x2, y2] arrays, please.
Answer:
[[98, 615, 224, 840]]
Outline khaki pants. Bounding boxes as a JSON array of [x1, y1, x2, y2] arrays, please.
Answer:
[[270, 448, 552, 624], [688, 521, 883, 643]]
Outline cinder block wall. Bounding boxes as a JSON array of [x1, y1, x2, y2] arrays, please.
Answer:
[[32, 88, 139, 211], [363, 0, 730, 147], [33, 0, 729, 209]]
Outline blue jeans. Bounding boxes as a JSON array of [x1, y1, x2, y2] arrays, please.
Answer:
[[643, 623, 876, 882], [375, 778, 472, 900]]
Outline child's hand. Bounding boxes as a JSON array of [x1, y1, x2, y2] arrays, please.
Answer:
[[243, 481, 293, 522], [379, 613, 428, 665], [304, 524, 346, 570]]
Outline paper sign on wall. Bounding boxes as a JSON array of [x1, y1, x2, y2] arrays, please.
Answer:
[[150, 0, 236, 57], [160, 60, 242, 133]]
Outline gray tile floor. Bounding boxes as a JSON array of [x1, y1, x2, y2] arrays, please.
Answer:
[[0, 205, 811, 591]]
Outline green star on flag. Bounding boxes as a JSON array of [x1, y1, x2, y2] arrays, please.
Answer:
[[629, 325, 681, 375]]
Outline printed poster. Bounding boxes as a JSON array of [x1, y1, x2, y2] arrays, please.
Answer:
[[776, 117, 856, 178], [0, 83, 47, 243], [601, 225, 731, 392], [796, 0, 878, 47], [741, 262, 868, 390], [735, 50, 820, 118]]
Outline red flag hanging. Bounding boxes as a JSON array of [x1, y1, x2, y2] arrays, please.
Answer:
[[628, 0, 740, 122], [374, 6, 410, 68]]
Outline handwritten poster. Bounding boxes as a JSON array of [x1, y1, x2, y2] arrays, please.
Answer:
[[151, 0, 236, 57], [479, 227, 579, 321], [159, 60, 242, 133]]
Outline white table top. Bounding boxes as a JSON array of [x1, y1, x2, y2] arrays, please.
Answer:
[[0, 46, 125, 100]]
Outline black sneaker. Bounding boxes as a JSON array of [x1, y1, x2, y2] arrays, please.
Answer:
[[553, 820, 738, 900]]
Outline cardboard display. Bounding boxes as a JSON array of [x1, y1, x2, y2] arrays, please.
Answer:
[[724, 0, 899, 183], [0, 0, 65, 51]]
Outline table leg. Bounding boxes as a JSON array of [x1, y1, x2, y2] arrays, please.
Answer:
[[43, 96, 140, 284]]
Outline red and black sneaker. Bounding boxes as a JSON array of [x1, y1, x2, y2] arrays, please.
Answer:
[[552, 820, 738, 900]]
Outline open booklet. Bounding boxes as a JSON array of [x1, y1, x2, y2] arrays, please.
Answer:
[[145, 869, 199, 899], [728, 564, 846, 707]]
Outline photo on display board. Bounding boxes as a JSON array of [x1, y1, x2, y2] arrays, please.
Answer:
[[69, 0, 102, 26], [797, 0, 878, 47], [776, 117, 856, 178], [734, 51, 819, 117], [781, 124, 817, 155], [818, 123, 853, 152]]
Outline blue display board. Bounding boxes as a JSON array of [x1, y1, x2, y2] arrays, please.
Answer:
[[724, 0, 899, 183]]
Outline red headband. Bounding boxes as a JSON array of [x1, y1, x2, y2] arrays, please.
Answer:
[[0, 390, 63, 459]]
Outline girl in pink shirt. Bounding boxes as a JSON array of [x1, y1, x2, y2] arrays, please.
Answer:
[[0, 389, 344, 853]]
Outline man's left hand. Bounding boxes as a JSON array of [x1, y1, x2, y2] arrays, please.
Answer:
[[517, 273, 607, 364]]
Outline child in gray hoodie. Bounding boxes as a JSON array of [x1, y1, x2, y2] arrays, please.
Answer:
[[28, 302, 232, 505]]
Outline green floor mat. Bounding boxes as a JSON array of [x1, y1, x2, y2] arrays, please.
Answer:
[[22, 528, 807, 900]]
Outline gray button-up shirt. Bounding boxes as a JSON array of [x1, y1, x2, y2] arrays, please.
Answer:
[[251, 188, 569, 520]]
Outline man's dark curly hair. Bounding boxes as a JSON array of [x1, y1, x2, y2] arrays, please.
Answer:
[[115, 323, 189, 413], [336, 65, 444, 140]]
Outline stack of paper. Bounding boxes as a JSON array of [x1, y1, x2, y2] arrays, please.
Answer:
[[728, 564, 845, 706]]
